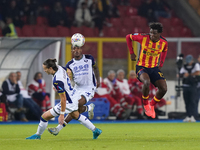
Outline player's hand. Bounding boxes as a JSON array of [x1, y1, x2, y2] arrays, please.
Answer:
[[184, 72, 189, 78], [158, 66, 162, 70], [58, 114, 64, 125], [97, 81, 100, 88], [131, 53, 136, 61]]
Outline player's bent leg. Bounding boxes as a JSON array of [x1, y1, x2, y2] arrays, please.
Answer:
[[26, 110, 54, 139]]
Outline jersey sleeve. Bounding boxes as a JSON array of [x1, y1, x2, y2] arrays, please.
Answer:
[[65, 60, 73, 71], [130, 33, 144, 43], [85, 54, 95, 66], [53, 80, 65, 94]]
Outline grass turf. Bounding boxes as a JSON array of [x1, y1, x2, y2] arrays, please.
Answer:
[[0, 122, 200, 150]]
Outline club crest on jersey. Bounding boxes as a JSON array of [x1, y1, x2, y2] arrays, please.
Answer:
[[157, 45, 160, 49]]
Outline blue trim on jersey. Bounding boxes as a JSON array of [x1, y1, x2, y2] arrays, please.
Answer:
[[76, 114, 81, 120], [85, 54, 95, 66], [53, 79, 73, 103], [92, 73, 96, 87], [61, 66, 67, 71], [66, 59, 74, 70]]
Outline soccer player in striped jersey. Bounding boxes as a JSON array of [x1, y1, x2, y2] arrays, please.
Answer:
[[126, 22, 168, 118], [26, 59, 102, 140]]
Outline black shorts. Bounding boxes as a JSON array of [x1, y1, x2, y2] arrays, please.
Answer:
[[136, 65, 165, 86]]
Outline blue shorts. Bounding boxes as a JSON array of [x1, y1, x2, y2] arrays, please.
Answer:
[[136, 65, 165, 86]]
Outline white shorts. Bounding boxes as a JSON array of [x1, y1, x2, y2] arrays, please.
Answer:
[[75, 87, 96, 102], [50, 93, 81, 117]]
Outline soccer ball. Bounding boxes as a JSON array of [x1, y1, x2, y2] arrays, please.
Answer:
[[71, 33, 85, 47]]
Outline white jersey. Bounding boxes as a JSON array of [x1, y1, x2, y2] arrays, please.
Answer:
[[116, 79, 131, 95], [53, 65, 79, 104], [103, 77, 114, 94], [50, 65, 81, 116], [66, 54, 96, 90]]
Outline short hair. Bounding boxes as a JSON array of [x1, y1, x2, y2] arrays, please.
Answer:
[[117, 69, 125, 75], [43, 58, 58, 71], [108, 70, 115, 76], [149, 22, 163, 33], [129, 70, 136, 75], [34, 72, 42, 80]]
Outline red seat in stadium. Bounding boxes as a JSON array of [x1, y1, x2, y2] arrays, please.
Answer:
[[110, 18, 122, 28], [132, 27, 143, 33], [33, 26, 47, 37], [180, 27, 193, 37], [171, 17, 183, 27], [70, 27, 82, 36], [168, 27, 180, 37], [15, 27, 22, 37], [117, 5, 127, 17], [122, 17, 134, 28], [105, 27, 119, 37], [82, 26, 96, 37], [159, 17, 171, 28], [36, 16, 47, 26], [134, 17, 148, 28], [129, 0, 142, 8], [125, 7, 138, 17], [22, 25, 34, 37], [119, 27, 131, 37], [46, 27, 58, 37], [57, 26, 70, 37]]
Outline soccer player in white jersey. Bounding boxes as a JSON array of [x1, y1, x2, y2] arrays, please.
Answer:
[[48, 43, 100, 136], [26, 59, 102, 140]]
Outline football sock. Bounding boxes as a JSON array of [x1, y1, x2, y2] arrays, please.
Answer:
[[142, 95, 149, 105], [36, 117, 48, 136], [77, 114, 95, 131], [150, 96, 161, 106], [56, 121, 67, 131]]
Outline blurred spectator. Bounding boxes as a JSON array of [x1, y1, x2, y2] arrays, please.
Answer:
[[1, 17, 18, 38], [94, 77, 129, 120], [128, 70, 143, 99], [16, 71, 42, 120], [1, 72, 28, 122], [89, 1, 104, 36], [74, 2, 94, 27], [21, 0, 37, 25], [138, 0, 155, 22], [77, 0, 93, 8], [116, 69, 144, 119], [28, 72, 51, 113], [151, 0, 171, 21], [48, 1, 70, 27], [179, 55, 200, 122], [3, 0, 24, 27], [104, 70, 128, 109]]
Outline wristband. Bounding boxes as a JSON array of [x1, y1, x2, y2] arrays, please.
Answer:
[[60, 111, 65, 115]]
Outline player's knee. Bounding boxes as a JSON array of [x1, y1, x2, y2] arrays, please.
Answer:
[[160, 86, 167, 95], [143, 80, 150, 88]]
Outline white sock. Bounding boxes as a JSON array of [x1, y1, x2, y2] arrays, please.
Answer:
[[36, 117, 48, 136], [78, 114, 95, 131], [56, 121, 67, 131]]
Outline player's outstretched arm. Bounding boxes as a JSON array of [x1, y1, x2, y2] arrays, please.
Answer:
[[58, 92, 66, 125], [126, 34, 136, 61]]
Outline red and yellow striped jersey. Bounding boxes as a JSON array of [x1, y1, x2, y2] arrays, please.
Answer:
[[129, 33, 168, 68]]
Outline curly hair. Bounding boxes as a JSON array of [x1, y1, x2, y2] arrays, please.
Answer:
[[149, 22, 163, 33]]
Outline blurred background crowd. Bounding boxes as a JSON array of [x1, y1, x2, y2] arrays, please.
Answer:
[[1, 0, 200, 122]]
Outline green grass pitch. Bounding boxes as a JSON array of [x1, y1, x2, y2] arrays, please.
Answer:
[[1, 122, 200, 150]]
